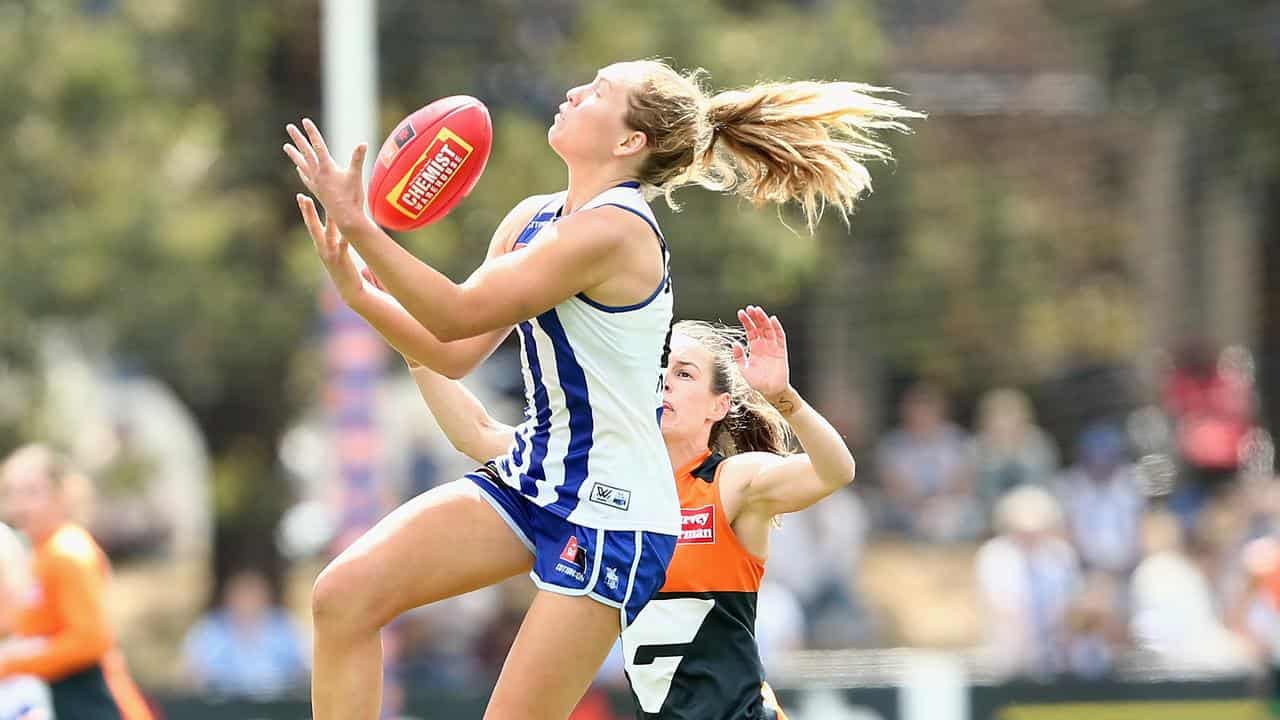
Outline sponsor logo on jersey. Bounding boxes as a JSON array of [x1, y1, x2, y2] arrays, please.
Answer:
[[554, 535, 588, 583], [554, 562, 586, 583], [560, 535, 582, 564], [679, 505, 716, 544], [589, 482, 632, 511]]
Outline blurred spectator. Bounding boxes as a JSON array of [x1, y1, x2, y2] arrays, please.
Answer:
[[1054, 423, 1145, 575], [1229, 536, 1280, 668], [0, 522, 52, 720], [766, 487, 876, 647], [182, 569, 308, 698], [755, 580, 807, 672], [1063, 572, 1127, 679], [0, 444, 154, 720], [398, 586, 504, 691], [1130, 512, 1253, 673], [1162, 342, 1255, 518], [975, 486, 1081, 678], [876, 383, 981, 542], [973, 388, 1059, 520]]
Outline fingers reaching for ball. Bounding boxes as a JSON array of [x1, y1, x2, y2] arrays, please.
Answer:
[[284, 118, 370, 234]]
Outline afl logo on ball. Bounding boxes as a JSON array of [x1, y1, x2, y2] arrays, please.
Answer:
[[377, 122, 418, 168], [393, 123, 417, 149], [385, 127, 474, 220]]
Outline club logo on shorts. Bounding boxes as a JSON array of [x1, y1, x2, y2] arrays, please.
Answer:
[[589, 482, 632, 511], [384, 127, 474, 220], [679, 505, 716, 544], [605, 566, 620, 591]]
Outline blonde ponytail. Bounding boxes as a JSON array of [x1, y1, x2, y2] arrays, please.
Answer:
[[699, 82, 919, 230], [623, 61, 922, 231]]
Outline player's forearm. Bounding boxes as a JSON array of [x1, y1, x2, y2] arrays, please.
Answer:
[[774, 387, 856, 488], [409, 366, 514, 462], [346, 285, 489, 380], [342, 219, 476, 341], [2, 628, 110, 681]]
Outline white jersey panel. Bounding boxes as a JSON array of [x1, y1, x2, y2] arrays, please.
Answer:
[[493, 184, 678, 535]]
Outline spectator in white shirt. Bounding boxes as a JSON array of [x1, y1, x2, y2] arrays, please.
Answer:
[[976, 486, 1081, 678]]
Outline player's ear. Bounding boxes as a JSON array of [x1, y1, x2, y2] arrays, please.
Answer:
[[710, 393, 731, 424], [616, 129, 647, 158]]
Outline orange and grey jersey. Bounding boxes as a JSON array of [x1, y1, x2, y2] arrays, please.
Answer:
[[622, 451, 787, 720], [13, 523, 153, 720]]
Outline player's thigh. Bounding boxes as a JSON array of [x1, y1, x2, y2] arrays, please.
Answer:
[[313, 478, 533, 627], [483, 591, 622, 720]]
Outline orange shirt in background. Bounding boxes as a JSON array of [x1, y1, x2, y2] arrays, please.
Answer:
[[8, 523, 153, 720]]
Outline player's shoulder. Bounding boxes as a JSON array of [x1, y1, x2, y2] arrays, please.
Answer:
[[47, 524, 103, 566], [512, 192, 560, 215], [488, 193, 562, 256], [548, 204, 655, 265]]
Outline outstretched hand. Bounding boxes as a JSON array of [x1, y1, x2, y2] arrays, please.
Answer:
[[283, 118, 371, 234], [297, 194, 363, 302], [733, 305, 792, 405]]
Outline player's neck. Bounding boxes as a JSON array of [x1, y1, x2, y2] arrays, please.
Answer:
[[666, 437, 710, 475], [563, 164, 638, 216]]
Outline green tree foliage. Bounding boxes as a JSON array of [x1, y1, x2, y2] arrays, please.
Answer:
[[0, 1, 324, 564]]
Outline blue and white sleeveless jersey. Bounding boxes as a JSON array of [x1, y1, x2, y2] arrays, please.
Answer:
[[493, 182, 679, 535]]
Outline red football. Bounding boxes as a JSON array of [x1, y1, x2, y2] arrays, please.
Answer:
[[368, 96, 493, 231]]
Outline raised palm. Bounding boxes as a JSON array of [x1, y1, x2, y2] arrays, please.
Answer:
[[283, 118, 370, 233], [733, 306, 791, 403]]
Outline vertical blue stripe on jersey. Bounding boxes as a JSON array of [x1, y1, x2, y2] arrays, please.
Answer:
[[511, 423, 527, 467], [517, 321, 552, 497], [536, 308, 595, 515]]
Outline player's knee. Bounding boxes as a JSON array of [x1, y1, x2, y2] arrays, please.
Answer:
[[312, 557, 379, 634]]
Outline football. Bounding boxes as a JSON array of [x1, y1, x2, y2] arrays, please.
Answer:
[[368, 95, 493, 231]]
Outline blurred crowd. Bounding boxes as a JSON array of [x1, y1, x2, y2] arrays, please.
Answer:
[[868, 341, 1274, 681]]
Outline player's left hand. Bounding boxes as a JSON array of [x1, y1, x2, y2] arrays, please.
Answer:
[[297, 193, 364, 303], [284, 118, 372, 234], [734, 305, 792, 405]]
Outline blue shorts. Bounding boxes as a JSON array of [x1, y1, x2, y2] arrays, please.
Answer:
[[467, 463, 676, 627]]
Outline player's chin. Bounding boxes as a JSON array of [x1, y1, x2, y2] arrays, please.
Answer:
[[547, 118, 575, 148]]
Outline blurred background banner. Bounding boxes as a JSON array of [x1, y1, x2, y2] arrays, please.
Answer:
[[1, 0, 1279, 718]]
